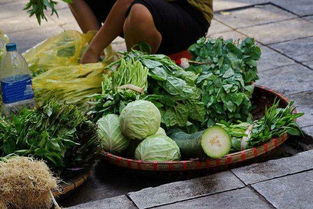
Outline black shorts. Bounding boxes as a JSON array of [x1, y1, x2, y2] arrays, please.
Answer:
[[85, 0, 210, 55]]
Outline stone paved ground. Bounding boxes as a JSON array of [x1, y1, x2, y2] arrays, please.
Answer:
[[1, 0, 313, 208]]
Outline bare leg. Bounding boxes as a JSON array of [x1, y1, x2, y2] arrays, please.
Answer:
[[123, 4, 162, 53], [69, 0, 100, 33]]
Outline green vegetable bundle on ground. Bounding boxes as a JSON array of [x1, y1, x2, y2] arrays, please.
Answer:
[[0, 100, 97, 175]]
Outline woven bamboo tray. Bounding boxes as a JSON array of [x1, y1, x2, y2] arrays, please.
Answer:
[[52, 170, 91, 197], [101, 85, 293, 171]]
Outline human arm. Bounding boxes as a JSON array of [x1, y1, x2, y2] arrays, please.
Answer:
[[80, 0, 134, 63]]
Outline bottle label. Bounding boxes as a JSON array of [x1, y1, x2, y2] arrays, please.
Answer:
[[1, 74, 35, 104]]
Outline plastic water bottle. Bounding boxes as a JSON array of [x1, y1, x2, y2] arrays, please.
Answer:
[[0, 38, 6, 64], [0, 43, 35, 115]]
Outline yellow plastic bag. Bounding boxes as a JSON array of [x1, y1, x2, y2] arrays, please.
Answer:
[[33, 63, 111, 108], [22, 30, 119, 108], [0, 30, 9, 64], [23, 30, 96, 74]]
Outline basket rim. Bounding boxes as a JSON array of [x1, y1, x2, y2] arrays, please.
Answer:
[[101, 134, 287, 165], [53, 170, 91, 197]]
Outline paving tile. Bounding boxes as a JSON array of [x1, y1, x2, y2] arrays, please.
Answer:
[[55, 1, 70, 10], [256, 64, 313, 95], [303, 15, 313, 22], [60, 21, 81, 32], [208, 19, 233, 34], [238, 18, 313, 44], [207, 30, 247, 40], [302, 126, 313, 137], [258, 45, 295, 71], [232, 149, 313, 185], [128, 171, 244, 209], [8, 26, 63, 53], [275, 0, 313, 16], [113, 37, 125, 43], [288, 91, 313, 128], [49, 8, 76, 25], [252, 170, 313, 209], [112, 41, 127, 52], [270, 36, 313, 63], [215, 5, 296, 29], [66, 195, 137, 209], [0, 15, 55, 34], [303, 61, 313, 69], [155, 187, 273, 209], [0, 1, 31, 19], [0, 0, 21, 5], [214, 0, 268, 11]]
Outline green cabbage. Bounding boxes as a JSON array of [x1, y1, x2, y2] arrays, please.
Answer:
[[120, 100, 161, 140], [97, 114, 129, 153], [155, 127, 167, 136], [135, 135, 181, 161]]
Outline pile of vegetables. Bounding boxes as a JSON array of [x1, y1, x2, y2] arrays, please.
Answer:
[[0, 31, 304, 170], [91, 37, 303, 161], [96, 100, 181, 161], [188, 37, 261, 125], [0, 100, 97, 176]]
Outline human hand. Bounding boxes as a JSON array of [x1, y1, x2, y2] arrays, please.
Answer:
[[80, 47, 100, 64]]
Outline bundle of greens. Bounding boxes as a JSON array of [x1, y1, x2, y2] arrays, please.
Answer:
[[0, 101, 97, 175], [90, 57, 148, 121], [188, 37, 261, 125], [217, 100, 303, 151], [91, 50, 205, 132], [24, 0, 72, 24]]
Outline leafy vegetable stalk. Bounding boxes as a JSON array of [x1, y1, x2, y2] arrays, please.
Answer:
[[217, 100, 303, 151], [91, 50, 206, 132], [0, 100, 97, 175], [24, 0, 73, 24], [188, 37, 261, 125]]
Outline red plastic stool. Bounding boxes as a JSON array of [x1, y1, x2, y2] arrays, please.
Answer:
[[168, 50, 192, 65]]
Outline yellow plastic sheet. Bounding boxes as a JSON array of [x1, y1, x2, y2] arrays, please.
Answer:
[[33, 63, 111, 107], [23, 30, 118, 108]]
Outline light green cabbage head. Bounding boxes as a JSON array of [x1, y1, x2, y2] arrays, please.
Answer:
[[120, 100, 161, 140], [135, 135, 181, 161], [155, 127, 167, 136], [97, 114, 129, 153]]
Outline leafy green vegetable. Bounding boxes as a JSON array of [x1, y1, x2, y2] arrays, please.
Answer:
[[97, 114, 129, 153], [155, 127, 167, 136], [24, 0, 73, 24], [120, 100, 161, 140], [249, 101, 303, 147], [91, 50, 206, 131], [217, 100, 303, 151], [188, 37, 261, 125], [135, 134, 181, 161], [0, 100, 97, 175], [90, 58, 148, 121]]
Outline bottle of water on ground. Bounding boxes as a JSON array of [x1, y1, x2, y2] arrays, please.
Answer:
[[0, 43, 35, 115], [0, 34, 8, 63]]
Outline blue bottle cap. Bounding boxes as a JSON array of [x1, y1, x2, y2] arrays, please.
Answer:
[[6, 43, 17, 52]]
